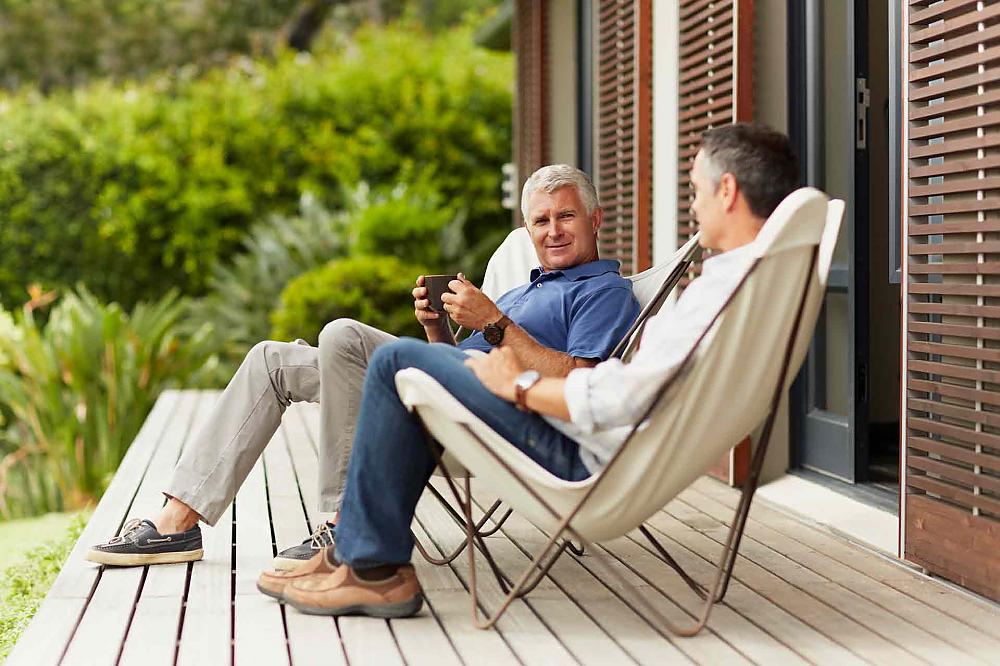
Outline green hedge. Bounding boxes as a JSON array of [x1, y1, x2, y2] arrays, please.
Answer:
[[270, 256, 427, 345], [0, 24, 512, 308]]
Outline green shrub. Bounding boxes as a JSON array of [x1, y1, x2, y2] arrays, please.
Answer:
[[0, 289, 216, 518], [270, 256, 428, 345], [185, 183, 472, 383], [348, 184, 458, 268], [184, 193, 349, 382], [0, 24, 512, 309], [0, 513, 87, 660]]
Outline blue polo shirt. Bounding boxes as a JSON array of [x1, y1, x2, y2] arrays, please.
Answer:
[[458, 259, 639, 360]]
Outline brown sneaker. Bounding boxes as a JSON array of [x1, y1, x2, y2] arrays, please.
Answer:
[[256, 546, 339, 601], [284, 564, 423, 618]]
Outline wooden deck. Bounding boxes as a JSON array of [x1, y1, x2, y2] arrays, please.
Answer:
[[8, 389, 1000, 665]]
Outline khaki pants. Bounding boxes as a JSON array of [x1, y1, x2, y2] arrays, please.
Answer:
[[165, 319, 395, 526]]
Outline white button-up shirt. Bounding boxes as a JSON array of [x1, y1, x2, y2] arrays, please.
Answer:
[[544, 243, 758, 474]]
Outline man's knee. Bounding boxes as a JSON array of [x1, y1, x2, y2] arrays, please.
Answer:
[[318, 318, 367, 355], [245, 340, 278, 366]]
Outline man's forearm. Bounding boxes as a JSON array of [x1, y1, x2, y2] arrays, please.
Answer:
[[500, 325, 594, 376], [523, 377, 571, 420]]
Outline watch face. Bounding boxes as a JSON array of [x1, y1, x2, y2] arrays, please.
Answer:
[[516, 370, 541, 390], [483, 323, 503, 346]]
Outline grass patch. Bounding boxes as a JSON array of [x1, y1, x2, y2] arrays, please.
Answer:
[[0, 513, 88, 661]]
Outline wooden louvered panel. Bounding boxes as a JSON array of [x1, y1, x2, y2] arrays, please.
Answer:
[[904, 0, 1000, 601], [676, 0, 752, 287], [594, 0, 651, 276], [513, 0, 547, 226]]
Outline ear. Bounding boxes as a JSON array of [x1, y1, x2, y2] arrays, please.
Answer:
[[719, 173, 740, 212], [590, 207, 603, 234]]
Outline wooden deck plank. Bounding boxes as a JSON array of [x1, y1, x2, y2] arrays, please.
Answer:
[[410, 519, 522, 666], [663, 489, 979, 664], [172, 390, 233, 666], [677, 484, 993, 664], [494, 495, 864, 666], [62, 391, 201, 666], [263, 423, 349, 666], [465, 489, 694, 666], [415, 492, 579, 665], [119, 392, 218, 665], [692, 477, 1000, 646], [593, 534, 797, 666], [642, 504, 913, 665], [5, 392, 183, 666], [234, 457, 290, 665], [176, 504, 233, 666], [338, 617, 407, 666], [657, 499, 939, 665]]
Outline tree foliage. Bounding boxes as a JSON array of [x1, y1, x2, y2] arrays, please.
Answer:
[[0, 24, 512, 309]]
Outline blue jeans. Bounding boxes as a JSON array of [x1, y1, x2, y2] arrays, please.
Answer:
[[334, 338, 591, 568]]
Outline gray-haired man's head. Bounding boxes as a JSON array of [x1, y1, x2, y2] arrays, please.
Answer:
[[520, 164, 603, 271], [520, 164, 600, 221]]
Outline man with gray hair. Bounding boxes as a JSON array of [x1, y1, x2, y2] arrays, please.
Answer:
[[87, 164, 640, 569]]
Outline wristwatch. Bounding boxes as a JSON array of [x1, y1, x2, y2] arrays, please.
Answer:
[[482, 315, 512, 346], [514, 370, 542, 411]]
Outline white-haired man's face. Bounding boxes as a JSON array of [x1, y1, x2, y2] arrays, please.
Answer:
[[524, 185, 602, 271]]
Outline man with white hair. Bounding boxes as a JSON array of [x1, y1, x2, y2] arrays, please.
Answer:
[[87, 164, 639, 569]]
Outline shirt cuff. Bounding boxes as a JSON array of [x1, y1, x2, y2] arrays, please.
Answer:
[[564, 367, 596, 433]]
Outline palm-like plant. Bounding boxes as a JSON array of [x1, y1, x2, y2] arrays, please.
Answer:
[[0, 288, 215, 518]]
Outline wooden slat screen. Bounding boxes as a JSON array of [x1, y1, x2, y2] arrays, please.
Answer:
[[514, 0, 548, 226], [595, 0, 652, 275], [676, 0, 753, 283], [905, 0, 1000, 602]]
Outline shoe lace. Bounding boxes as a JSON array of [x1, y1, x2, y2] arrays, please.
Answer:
[[309, 522, 335, 550], [108, 518, 145, 545]]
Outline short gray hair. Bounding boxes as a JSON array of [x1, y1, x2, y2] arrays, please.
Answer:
[[520, 164, 600, 220]]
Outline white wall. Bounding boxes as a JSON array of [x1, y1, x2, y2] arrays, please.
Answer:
[[652, 1, 679, 263], [547, 0, 578, 166], [754, 0, 790, 483]]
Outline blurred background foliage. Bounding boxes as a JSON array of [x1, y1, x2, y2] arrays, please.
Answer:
[[0, 0, 513, 519], [0, 288, 217, 518], [0, 22, 512, 309], [270, 254, 428, 345]]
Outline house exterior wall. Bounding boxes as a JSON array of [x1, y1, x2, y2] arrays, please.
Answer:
[[546, 0, 578, 166], [652, 1, 679, 267]]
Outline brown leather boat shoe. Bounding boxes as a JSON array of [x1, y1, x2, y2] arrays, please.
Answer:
[[256, 546, 339, 601], [284, 564, 423, 618]]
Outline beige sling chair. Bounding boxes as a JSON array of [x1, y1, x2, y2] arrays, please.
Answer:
[[396, 188, 844, 635], [418, 227, 705, 563]]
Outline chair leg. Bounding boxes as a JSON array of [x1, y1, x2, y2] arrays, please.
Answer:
[[476, 508, 513, 537], [637, 524, 709, 600], [412, 483, 506, 566], [441, 476, 577, 629]]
